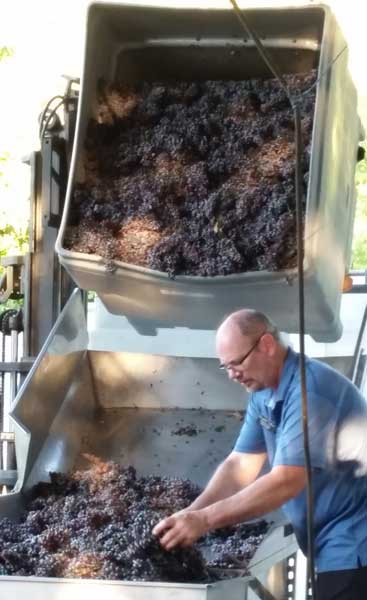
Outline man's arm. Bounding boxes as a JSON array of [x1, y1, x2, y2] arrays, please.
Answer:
[[188, 450, 267, 510], [203, 464, 306, 529], [153, 464, 306, 549]]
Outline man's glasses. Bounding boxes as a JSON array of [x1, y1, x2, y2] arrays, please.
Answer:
[[219, 334, 264, 371]]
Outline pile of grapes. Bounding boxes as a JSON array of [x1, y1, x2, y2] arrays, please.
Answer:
[[66, 71, 316, 276], [0, 456, 268, 581]]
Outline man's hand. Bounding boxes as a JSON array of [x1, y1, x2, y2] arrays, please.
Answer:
[[152, 510, 209, 550]]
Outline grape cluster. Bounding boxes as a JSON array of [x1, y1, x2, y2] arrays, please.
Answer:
[[0, 457, 268, 581], [171, 425, 198, 437], [65, 72, 317, 276], [202, 521, 269, 570]]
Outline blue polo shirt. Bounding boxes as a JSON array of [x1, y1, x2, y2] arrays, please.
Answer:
[[234, 348, 367, 573]]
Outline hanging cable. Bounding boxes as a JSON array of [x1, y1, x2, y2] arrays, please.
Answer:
[[228, 1, 318, 596], [298, 44, 347, 101]]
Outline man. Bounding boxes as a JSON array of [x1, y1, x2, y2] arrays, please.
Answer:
[[153, 309, 367, 600]]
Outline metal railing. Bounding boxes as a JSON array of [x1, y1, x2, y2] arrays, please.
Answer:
[[0, 307, 32, 490], [350, 303, 367, 392]]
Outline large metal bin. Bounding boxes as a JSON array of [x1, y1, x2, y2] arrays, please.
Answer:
[[56, 2, 361, 342], [0, 290, 297, 599]]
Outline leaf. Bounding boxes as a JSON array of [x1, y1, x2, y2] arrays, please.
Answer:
[[0, 47, 14, 61]]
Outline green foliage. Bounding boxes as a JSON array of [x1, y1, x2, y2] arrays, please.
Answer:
[[0, 224, 28, 256], [0, 152, 11, 183], [0, 136, 29, 276], [351, 142, 367, 270], [0, 47, 14, 61], [0, 298, 23, 315], [0, 207, 29, 271], [352, 233, 367, 270]]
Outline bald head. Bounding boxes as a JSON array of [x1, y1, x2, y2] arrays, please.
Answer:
[[217, 309, 280, 342]]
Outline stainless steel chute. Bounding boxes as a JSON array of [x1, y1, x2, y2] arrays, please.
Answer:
[[0, 290, 297, 598]]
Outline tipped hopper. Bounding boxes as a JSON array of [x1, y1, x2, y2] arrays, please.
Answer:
[[56, 3, 362, 341]]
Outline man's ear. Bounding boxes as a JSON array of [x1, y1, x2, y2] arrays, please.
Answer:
[[260, 332, 277, 356]]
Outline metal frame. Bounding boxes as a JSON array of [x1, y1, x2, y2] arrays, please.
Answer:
[[350, 303, 367, 388], [0, 78, 80, 489]]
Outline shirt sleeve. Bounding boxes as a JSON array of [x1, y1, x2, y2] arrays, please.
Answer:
[[234, 396, 266, 453], [273, 390, 336, 469]]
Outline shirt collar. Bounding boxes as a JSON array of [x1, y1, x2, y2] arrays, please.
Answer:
[[254, 347, 299, 410], [274, 347, 299, 403]]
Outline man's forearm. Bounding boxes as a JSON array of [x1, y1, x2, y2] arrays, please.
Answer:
[[188, 452, 267, 511], [188, 461, 241, 510], [201, 465, 306, 530]]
